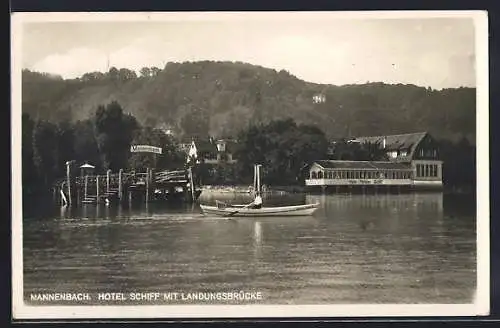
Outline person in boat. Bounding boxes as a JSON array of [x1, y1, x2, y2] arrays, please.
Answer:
[[248, 194, 263, 209]]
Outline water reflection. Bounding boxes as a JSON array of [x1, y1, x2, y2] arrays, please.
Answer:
[[24, 192, 475, 304], [253, 221, 262, 259]]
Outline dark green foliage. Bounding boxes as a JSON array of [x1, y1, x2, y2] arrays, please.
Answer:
[[32, 120, 60, 186], [128, 127, 185, 171], [21, 61, 478, 194], [94, 101, 140, 171], [439, 137, 476, 189], [198, 163, 238, 186], [328, 140, 388, 161], [234, 118, 329, 186], [21, 62, 475, 144]]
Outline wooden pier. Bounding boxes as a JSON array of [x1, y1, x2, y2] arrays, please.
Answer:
[[55, 165, 200, 206]]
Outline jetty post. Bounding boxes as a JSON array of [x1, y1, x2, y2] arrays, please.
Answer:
[[106, 169, 111, 194], [60, 182, 65, 206], [65, 161, 72, 206], [96, 175, 100, 204], [77, 182, 81, 205], [146, 168, 150, 202], [118, 169, 123, 202], [84, 175, 88, 200], [188, 167, 195, 202]]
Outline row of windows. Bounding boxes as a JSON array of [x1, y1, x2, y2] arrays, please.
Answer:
[[416, 164, 439, 177], [311, 170, 412, 180], [418, 149, 438, 158]]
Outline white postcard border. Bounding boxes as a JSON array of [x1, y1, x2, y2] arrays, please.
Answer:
[[11, 10, 490, 319]]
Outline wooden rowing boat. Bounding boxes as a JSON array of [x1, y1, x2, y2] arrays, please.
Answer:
[[200, 203, 319, 217], [200, 164, 320, 217]]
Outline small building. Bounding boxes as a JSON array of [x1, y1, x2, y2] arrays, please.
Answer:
[[184, 138, 238, 165], [305, 132, 443, 191], [79, 163, 95, 177]]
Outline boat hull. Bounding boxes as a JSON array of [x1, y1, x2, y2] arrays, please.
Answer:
[[200, 203, 319, 217]]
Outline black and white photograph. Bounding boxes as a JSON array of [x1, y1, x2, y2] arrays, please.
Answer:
[[11, 11, 489, 319]]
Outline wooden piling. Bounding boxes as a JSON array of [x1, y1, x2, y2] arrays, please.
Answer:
[[84, 175, 88, 200], [66, 161, 72, 206], [77, 186, 81, 205], [96, 176, 100, 204], [107, 169, 111, 194], [189, 167, 195, 202], [60, 183, 65, 206], [118, 169, 123, 202], [146, 168, 150, 202]]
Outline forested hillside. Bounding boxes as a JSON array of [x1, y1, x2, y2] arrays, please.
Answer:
[[21, 61, 476, 143]]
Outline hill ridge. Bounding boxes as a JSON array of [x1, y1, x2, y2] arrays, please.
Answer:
[[21, 60, 476, 143]]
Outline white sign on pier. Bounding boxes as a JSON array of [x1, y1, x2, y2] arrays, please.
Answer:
[[130, 145, 163, 154]]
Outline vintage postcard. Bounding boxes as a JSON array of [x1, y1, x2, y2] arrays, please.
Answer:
[[11, 11, 489, 320]]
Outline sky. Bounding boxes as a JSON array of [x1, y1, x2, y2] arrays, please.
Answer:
[[19, 12, 478, 89]]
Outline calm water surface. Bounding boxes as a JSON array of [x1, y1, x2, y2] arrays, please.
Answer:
[[23, 192, 476, 304]]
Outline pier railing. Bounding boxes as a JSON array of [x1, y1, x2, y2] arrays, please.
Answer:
[[54, 167, 196, 206]]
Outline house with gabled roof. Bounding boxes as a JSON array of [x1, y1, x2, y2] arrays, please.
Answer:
[[182, 137, 238, 165], [306, 132, 443, 191]]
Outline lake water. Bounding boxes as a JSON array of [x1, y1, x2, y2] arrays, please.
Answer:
[[22, 192, 477, 305]]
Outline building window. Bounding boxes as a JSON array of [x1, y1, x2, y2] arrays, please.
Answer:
[[425, 165, 429, 177], [216, 143, 226, 152], [401, 150, 407, 157], [311, 172, 317, 179], [318, 171, 323, 179]]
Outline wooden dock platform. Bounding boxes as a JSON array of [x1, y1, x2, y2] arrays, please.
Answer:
[[55, 166, 200, 206]]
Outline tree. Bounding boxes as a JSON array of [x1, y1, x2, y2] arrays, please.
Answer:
[[235, 118, 328, 185], [179, 104, 210, 139], [151, 67, 161, 76], [140, 67, 152, 78], [328, 140, 387, 161], [107, 67, 119, 81], [32, 120, 60, 186], [73, 119, 102, 170], [118, 68, 137, 81], [22, 113, 37, 194], [94, 101, 140, 171], [56, 119, 76, 169], [128, 127, 185, 171]]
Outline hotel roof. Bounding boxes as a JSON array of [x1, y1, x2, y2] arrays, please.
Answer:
[[314, 160, 412, 171]]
